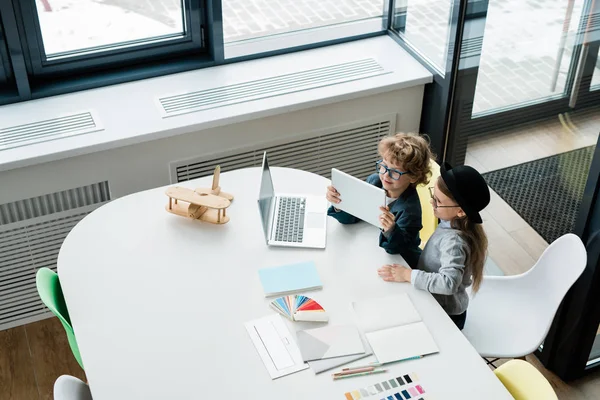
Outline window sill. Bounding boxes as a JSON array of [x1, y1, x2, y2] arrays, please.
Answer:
[[224, 18, 385, 60], [0, 35, 432, 173]]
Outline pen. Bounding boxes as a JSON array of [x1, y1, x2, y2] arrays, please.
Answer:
[[333, 369, 387, 380], [337, 355, 423, 371], [369, 355, 423, 367], [333, 367, 374, 376]]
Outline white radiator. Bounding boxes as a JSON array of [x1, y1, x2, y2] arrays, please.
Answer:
[[0, 182, 110, 330]]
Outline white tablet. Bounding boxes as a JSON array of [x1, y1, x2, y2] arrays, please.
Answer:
[[331, 168, 386, 228]]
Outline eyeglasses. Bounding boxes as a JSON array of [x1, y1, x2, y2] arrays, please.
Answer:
[[428, 186, 460, 209], [376, 160, 409, 181]]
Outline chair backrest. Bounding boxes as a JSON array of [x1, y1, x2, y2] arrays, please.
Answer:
[[54, 375, 93, 400], [490, 233, 587, 341], [36, 268, 84, 370], [517, 233, 587, 310], [494, 360, 557, 400], [416, 159, 440, 248]]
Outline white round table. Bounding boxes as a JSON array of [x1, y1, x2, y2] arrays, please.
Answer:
[[58, 167, 511, 399]]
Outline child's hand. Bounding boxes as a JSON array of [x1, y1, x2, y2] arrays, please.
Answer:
[[377, 264, 412, 283], [379, 206, 395, 233], [326, 186, 341, 207]]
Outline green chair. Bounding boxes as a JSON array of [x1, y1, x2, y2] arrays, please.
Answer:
[[36, 267, 84, 370]]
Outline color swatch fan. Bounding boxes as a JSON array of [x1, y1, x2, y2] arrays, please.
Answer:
[[270, 295, 329, 322]]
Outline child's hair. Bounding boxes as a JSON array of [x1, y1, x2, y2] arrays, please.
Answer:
[[437, 176, 488, 293], [378, 133, 434, 186]]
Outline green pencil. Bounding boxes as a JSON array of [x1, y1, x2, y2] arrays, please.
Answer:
[[332, 369, 387, 380]]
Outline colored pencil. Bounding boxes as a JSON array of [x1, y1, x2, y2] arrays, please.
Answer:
[[333, 369, 387, 380]]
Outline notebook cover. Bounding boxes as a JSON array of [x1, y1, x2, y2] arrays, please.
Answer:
[[258, 261, 322, 297]]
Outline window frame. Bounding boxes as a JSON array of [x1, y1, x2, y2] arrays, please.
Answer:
[[14, 0, 207, 77], [0, 0, 391, 105], [0, 19, 11, 85]]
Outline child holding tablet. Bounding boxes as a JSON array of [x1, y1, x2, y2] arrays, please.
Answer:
[[326, 133, 433, 268], [377, 163, 490, 329]]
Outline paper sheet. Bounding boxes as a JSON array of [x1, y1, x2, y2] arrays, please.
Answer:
[[245, 315, 308, 379], [366, 322, 438, 364], [352, 293, 422, 333], [297, 325, 365, 361], [307, 334, 373, 374]]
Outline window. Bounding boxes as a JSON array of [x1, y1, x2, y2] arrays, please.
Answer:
[[392, 0, 454, 73], [222, 0, 387, 58], [593, 63, 600, 90], [223, 0, 386, 43], [34, 0, 186, 57], [12, 0, 206, 86], [0, 0, 388, 105]]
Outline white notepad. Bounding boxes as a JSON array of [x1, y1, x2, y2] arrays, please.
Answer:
[[352, 293, 439, 364]]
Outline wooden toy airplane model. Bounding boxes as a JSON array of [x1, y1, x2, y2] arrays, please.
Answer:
[[165, 166, 234, 224]]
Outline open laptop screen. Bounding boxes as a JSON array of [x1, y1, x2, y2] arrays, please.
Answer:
[[258, 152, 275, 242]]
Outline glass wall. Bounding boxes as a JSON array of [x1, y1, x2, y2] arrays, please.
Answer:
[[439, 0, 600, 379], [472, 0, 585, 115], [592, 61, 600, 88], [392, 0, 454, 73]]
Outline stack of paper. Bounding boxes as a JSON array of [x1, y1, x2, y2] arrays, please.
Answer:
[[296, 325, 365, 362], [270, 295, 329, 322], [307, 336, 373, 374], [258, 261, 322, 297], [352, 293, 439, 364]]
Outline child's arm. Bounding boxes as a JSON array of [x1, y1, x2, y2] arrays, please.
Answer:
[[378, 210, 421, 254], [327, 206, 360, 224], [411, 235, 466, 295]]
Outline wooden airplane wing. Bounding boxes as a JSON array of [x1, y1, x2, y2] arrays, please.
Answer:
[[166, 187, 231, 209]]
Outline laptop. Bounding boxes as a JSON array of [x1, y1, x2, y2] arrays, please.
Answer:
[[258, 152, 327, 248]]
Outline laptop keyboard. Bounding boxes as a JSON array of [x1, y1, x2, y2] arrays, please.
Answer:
[[274, 197, 306, 243]]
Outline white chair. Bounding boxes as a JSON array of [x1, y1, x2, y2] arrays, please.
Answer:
[[462, 233, 587, 359], [54, 375, 93, 400]]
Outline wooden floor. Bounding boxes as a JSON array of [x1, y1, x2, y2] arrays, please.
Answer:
[[466, 106, 600, 276], [1, 107, 599, 399], [463, 106, 600, 399], [0, 317, 85, 400]]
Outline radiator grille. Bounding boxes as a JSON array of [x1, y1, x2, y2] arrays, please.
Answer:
[[158, 59, 390, 117], [172, 117, 395, 183], [0, 111, 103, 151], [0, 182, 111, 330]]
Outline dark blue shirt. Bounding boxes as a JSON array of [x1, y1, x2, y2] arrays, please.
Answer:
[[327, 173, 423, 268]]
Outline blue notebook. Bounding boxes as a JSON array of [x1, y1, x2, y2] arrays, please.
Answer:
[[258, 261, 323, 297]]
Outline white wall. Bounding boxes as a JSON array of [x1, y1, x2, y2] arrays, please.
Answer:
[[0, 86, 424, 204]]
